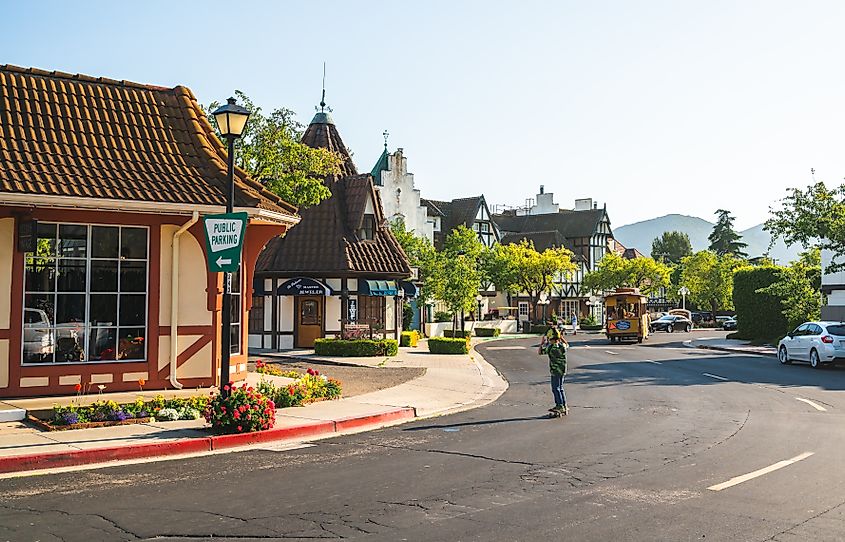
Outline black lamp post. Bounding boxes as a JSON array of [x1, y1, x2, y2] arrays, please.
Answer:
[[211, 97, 250, 396]]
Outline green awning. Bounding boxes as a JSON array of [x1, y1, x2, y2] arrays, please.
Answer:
[[359, 280, 399, 296]]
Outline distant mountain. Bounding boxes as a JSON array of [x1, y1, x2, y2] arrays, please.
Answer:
[[613, 214, 801, 264]]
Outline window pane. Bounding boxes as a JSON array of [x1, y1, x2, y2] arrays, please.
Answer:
[[89, 328, 117, 361], [25, 257, 55, 292], [91, 260, 118, 292], [23, 327, 54, 363], [91, 226, 119, 258], [35, 223, 57, 257], [57, 259, 87, 292], [230, 324, 240, 355], [58, 224, 87, 258], [118, 328, 146, 360], [230, 295, 241, 325], [55, 330, 85, 362], [55, 294, 85, 325], [119, 294, 146, 326], [120, 228, 147, 259], [119, 261, 146, 292], [89, 294, 117, 326], [231, 269, 241, 294], [25, 294, 54, 326]]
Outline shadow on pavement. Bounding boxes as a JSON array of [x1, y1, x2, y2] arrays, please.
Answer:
[[403, 416, 548, 431]]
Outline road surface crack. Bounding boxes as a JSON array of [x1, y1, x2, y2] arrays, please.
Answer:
[[370, 442, 535, 466]]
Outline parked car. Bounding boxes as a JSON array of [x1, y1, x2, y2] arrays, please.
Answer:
[[649, 314, 693, 333], [723, 317, 737, 331], [716, 315, 733, 325], [778, 321, 845, 369]]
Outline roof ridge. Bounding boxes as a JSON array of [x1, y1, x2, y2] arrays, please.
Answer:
[[0, 64, 174, 92]]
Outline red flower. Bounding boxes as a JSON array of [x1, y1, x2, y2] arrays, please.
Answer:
[[74, 383, 82, 392], [237, 425, 242, 432], [233, 411, 240, 419], [223, 385, 230, 391]]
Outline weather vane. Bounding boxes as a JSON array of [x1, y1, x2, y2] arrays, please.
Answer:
[[316, 62, 332, 113], [383, 129, 389, 149]]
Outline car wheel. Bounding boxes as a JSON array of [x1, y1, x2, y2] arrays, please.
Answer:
[[667, 325, 674, 333], [779, 346, 791, 365], [810, 349, 822, 369]]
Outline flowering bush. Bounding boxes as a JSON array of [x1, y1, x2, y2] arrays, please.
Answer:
[[204, 383, 275, 434], [156, 408, 180, 421], [257, 369, 342, 409], [254, 360, 287, 376], [50, 394, 209, 427]]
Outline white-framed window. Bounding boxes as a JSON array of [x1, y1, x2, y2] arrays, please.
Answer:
[[518, 302, 529, 319], [480, 222, 489, 233], [23, 222, 149, 364], [230, 266, 242, 355]]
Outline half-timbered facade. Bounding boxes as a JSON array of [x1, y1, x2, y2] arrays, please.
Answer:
[[421, 196, 499, 250]]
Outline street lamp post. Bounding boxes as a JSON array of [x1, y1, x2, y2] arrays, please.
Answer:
[[678, 286, 690, 311], [212, 97, 250, 396]]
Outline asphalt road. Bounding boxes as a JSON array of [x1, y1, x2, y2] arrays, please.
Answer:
[[3, 331, 845, 542]]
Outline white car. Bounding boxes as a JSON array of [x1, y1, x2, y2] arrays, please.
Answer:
[[778, 321, 845, 369]]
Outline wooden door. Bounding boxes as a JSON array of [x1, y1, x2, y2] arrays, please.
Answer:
[[295, 296, 323, 348]]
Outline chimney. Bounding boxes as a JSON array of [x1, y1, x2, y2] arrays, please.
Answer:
[[594, 201, 597, 209], [540, 185, 544, 195]]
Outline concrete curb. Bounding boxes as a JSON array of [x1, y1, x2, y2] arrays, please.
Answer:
[[0, 407, 415, 474], [695, 344, 777, 358]]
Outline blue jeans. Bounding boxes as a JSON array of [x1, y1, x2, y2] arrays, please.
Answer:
[[550, 374, 566, 406]]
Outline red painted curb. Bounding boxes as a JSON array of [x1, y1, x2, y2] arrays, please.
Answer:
[[334, 407, 416, 432], [210, 420, 336, 450], [0, 437, 212, 474], [0, 407, 418, 474]]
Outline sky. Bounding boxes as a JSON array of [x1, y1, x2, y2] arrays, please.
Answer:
[[3, 0, 845, 230]]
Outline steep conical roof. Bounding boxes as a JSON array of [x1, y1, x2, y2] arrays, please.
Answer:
[[301, 110, 358, 178]]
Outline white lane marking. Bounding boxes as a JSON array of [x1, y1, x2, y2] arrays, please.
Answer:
[[486, 346, 527, 350], [702, 373, 728, 381], [645, 360, 662, 365], [604, 351, 620, 355], [795, 398, 827, 412], [707, 452, 814, 491]]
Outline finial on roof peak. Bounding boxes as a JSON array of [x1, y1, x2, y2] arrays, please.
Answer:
[[383, 129, 389, 150], [310, 62, 334, 125]]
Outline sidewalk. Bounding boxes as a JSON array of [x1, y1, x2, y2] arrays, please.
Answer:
[[689, 337, 777, 357], [0, 339, 507, 474]]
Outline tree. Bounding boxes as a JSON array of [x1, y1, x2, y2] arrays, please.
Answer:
[[708, 209, 748, 258], [680, 251, 742, 318], [651, 231, 693, 264], [390, 220, 441, 306], [441, 226, 484, 331], [756, 248, 822, 330], [766, 182, 845, 272], [496, 240, 575, 322], [206, 91, 342, 207], [581, 253, 671, 296]]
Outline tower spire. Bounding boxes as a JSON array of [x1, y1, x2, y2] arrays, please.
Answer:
[[320, 62, 326, 112]]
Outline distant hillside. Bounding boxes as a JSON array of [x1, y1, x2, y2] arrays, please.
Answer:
[[613, 214, 801, 264]]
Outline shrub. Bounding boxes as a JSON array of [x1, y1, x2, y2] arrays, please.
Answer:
[[257, 370, 343, 408], [204, 383, 275, 434], [474, 327, 500, 337], [434, 311, 452, 323], [733, 266, 789, 341], [443, 329, 471, 338], [528, 324, 549, 334], [403, 303, 414, 330], [400, 330, 419, 347], [314, 338, 398, 357], [428, 337, 469, 354]]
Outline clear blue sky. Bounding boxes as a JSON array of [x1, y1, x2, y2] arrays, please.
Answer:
[[4, 0, 845, 231]]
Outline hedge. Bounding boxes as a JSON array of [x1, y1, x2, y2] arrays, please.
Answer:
[[527, 324, 550, 334], [444, 329, 472, 338], [428, 337, 469, 354], [314, 338, 398, 357], [733, 266, 788, 341], [474, 327, 501, 337], [400, 331, 419, 347]]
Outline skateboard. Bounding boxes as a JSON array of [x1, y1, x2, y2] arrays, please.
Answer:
[[547, 408, 568, 418]]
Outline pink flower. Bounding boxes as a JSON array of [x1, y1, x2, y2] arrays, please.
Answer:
[[237, 425, 242, 432], [223, 385, 230, 391]]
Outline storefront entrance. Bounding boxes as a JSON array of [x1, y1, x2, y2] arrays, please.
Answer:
[[295, 295, 323, 348]]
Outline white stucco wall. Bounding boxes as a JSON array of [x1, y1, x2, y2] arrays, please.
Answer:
[[376, 149, 434, 244]]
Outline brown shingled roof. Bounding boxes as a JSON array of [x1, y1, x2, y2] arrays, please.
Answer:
[[256, 112, 410, 278], [0, 64, 296, 217]]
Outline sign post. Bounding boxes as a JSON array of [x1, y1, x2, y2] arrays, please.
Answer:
[[203, 212, 248, 273]]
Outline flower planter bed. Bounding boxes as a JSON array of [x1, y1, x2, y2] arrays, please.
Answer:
[[26, 414, 154, 432]]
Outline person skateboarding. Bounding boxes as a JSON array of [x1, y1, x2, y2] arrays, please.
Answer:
[[544, 328, 569, 417]]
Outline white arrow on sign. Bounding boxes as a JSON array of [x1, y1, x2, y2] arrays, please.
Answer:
[[216, 256, 232, 267]]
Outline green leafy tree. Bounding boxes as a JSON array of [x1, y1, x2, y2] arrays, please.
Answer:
[[206, 91, 342, 207], [708, 209, 748, 258], [390, 220, 442, 306], [496, 240, 575, 322], [766, 182, 845, 272], [441, 226, 484, 330], [651, 231, 693, 264], [756, 248, 822, 330], [681, 251, 743, 318], [581, 253, 671, 296]]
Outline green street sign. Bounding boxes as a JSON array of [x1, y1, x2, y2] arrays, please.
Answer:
[[203, 212, 247, 273]]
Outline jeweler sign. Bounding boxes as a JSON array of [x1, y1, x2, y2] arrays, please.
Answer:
[[203, 212, 247, 273]]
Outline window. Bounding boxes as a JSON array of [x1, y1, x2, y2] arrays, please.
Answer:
[[518, 302, 529, 318], [480, 222, 489, 233], [359, 214, 376, 240], [472, 222, 480, 232], [249, 293, 264, 334], [23, 223, 148, 364], [359, 296, 385, 331], [229, 267, 242, 355]]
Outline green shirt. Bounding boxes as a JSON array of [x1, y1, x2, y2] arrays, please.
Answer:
[[547, 342, 567, 376]]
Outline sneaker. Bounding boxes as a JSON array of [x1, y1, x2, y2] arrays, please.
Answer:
[[561, 406, 569, 415], [548, 406, 561, 413]]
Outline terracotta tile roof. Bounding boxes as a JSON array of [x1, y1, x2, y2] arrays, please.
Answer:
[[256, 113, 410, 278], [0, 64, 296, 216]]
